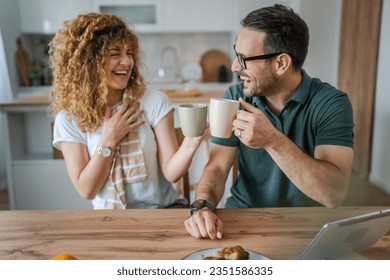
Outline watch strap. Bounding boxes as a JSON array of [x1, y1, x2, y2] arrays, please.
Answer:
[[190, 199, 215, 215]]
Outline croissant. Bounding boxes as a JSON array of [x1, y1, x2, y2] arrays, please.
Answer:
[[203, 245, 249, 260]]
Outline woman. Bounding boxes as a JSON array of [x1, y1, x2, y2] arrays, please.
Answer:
[[50, 13, 204, 209]]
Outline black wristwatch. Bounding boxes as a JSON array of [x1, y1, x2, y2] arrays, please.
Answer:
[[190, 199, 215, 215]]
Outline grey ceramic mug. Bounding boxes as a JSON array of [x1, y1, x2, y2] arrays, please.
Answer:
[[178, 103, 208, 137]]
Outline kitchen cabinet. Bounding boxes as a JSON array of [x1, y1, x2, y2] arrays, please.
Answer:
[[0, 96, 91, 209], [162, 0, 233, 32], [92, 0, 233, 33], [12, 160, 90, 210], [92, 0, 163, 33], [19, 0, 93, 34]]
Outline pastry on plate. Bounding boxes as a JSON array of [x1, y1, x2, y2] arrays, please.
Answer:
[[203, 245, 249, 260]]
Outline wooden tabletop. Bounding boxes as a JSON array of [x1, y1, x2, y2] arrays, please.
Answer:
[[0, 206, 388, 260]]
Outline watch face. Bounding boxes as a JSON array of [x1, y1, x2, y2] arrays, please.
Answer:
[[98, 146, 112, 157], [101, 147, 111, 157]]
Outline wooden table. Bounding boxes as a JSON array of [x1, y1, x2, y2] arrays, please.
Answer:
[[0, 206, 388, 260]]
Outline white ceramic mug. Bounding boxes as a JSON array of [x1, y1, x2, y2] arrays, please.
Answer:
[[178, 103, 208, 137], [209, 98, 240, 138]]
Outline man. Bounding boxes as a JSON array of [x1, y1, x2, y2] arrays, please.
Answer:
[[185, 4, 354, 239]]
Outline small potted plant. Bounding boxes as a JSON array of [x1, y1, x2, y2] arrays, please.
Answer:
[[28, 63, 43, 86]]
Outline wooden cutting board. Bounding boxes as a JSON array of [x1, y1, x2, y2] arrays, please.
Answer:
[[199, 49, 231, 82], [14, 37, 30, 86], [161, 88, 202, 97]]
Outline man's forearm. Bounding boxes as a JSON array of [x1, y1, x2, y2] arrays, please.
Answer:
[[196, 165, 228, 208]]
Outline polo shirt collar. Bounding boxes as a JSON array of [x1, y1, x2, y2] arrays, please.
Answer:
[[290, 70, 312, 105]]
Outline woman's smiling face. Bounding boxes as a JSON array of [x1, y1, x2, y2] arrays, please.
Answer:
[[104, 43, 134, 95]]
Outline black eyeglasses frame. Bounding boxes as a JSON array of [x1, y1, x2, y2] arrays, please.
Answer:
[[233, 45, 282, 69]]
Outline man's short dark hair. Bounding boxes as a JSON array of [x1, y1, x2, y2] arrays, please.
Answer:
[[241, 4, 309, 69]]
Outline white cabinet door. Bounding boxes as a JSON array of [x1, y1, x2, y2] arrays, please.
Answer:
[[162, 0, 233, 32], [19, 0, 94, 34], [93, 0, 163, 33], [12, 160, 91, 210]]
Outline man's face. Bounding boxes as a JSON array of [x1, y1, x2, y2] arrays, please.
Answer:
[[232, 28, 280, 98]]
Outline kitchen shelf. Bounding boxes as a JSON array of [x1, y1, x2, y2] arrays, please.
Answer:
[[0, 95, 89, 210]]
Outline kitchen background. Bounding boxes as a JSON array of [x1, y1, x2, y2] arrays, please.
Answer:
[[0, 0, 389, 207]]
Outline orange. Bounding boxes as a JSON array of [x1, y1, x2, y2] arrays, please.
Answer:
[[52, 254, 77, 260]]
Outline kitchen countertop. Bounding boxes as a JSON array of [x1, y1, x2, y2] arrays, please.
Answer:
[[0, 206, 388, 260], [1, 88, 226, 112], [15, 82, 231, 98]]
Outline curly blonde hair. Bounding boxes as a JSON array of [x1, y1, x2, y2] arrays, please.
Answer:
[[49, 13, 146, 132]]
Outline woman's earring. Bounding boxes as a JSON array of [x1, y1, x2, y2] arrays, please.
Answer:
[[130, 71, 136, 80]]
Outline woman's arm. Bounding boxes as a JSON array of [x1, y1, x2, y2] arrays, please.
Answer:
[[154, 110, 205, 183], [60, 141, 114, 199], [59, 100, 144, 199]]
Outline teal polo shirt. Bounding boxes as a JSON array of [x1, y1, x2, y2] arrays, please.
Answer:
[[212, 71, 354, 208]]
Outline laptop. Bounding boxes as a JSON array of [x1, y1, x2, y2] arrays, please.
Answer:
[[299, 208, 390, 260]]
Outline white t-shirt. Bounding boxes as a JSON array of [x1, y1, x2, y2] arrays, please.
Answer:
[[53, 88, 186, 209]]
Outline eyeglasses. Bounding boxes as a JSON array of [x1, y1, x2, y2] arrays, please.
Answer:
[[233, 45, 282, 69]]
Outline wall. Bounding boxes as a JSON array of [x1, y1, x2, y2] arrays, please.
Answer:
[[0, 0, 21, 94], [138, 32, 232, 82], [370, 0, 390, 194], [0, 0, 21, 188], [300, 0, 341, 86]]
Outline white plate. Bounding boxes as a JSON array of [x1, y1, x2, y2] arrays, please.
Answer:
[[182, 248, 269, 260], [181, 62, 202, 82]]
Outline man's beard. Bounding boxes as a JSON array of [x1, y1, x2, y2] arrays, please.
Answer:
[[243, 69, 279, 98]]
